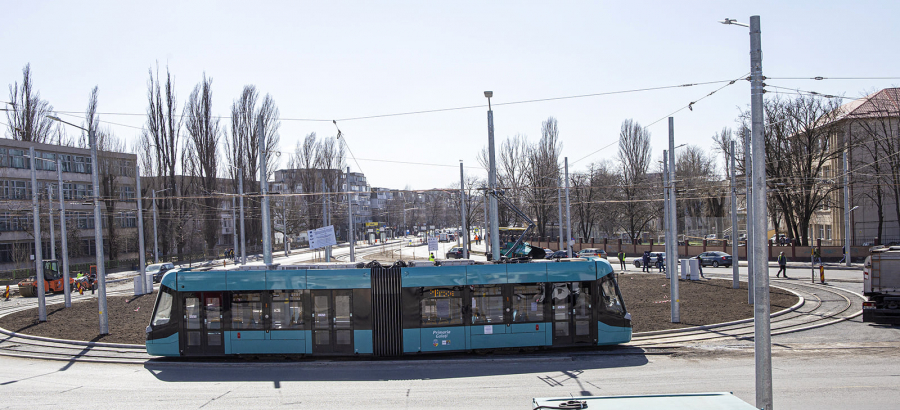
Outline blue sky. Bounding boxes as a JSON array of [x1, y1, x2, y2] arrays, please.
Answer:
[[2, 1, 898, 189]]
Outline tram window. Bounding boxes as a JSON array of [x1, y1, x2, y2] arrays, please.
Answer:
[[151, 288, 173, 326], [185, 297, 200, 330], [206, 296, 222, 330], [231, 292, 264, 330], [271, 290, 305, 330], [512, 284, 545, 322], [471, 285, 504, 324], [599, 275, 625, 316], [420, 287, 463, 326]]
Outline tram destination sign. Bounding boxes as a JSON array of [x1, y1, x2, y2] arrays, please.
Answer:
[[308, 225, 337, 249]]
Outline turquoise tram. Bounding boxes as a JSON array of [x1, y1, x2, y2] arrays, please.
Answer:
[[145, 258, 631, 357]]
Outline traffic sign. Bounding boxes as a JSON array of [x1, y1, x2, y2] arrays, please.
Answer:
[[427, 237, 438, 252]]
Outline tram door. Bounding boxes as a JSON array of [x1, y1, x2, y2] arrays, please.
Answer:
[[311, 290, 353, 354], [551, 282, 594, 346], [181, 292, 224, 356]]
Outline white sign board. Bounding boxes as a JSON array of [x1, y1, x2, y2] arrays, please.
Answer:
[[308, 225, 337, 249], [427, 236, 439, 252]]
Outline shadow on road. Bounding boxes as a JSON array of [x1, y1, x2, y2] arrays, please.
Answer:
[[143, 346, 651, 383]]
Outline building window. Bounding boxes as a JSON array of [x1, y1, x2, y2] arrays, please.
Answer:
[[9, 150, 28, 169], [119, 185, 135, 201]]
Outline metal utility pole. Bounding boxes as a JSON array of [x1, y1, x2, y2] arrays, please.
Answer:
[[57, 158, 71, 307], [259, 116, 273, 266], [29, 147, 46, 322], [348, 167, 355, 262], [282, 196, 289, 256], [152, 189, 159, 264], [47, 186, 55, 260], [556, 176, 564, 252], [136, 166, 147, 294], [485, 91, 500, 261], [460, 161, 468, 259], [322, 180, 331, 261], [483, 192, 489, 256], [231, 197, 238, 262], [745, 126, 754, 304], [844, 151, 851, 266], [664, 150, 671, 278], [564, 157, 573, 257], [239, 168, 246, 265], [749, 15, 773, 410], [668, 118, 680, 323], [731, 140, 740, 289], [87, 129, 109, 334]]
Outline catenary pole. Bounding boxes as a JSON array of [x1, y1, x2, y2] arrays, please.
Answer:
[[557, 176, 564, 252], [29, 147, 46, 322], [663, 150, 670, 277], [731, 140, 740, 288], [486, 93, 500, 261], [57, 158, 71, 307], [745, 126, 754, 304], [231, 197, 238, 262], [564, 157, 573, 257], [750, 15, 773, 410], [47, 186, 55, 260], [348, 167, 355, 262], [460, 161, 468, 259], [259, 117, 273, 266], [152, 189, 159, 264], [136, 166, 147, 294], [844, 151, 851, 266], [88, 129, 109, 334], [668, 118, 680, 323], [483, 192, 489, 256], [239, 168, 246, 265]]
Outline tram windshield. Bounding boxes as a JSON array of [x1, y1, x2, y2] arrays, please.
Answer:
[[151, 287, 174, 326], [599, 274, 626, 316]]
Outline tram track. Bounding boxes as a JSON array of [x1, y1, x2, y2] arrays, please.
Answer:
[[629, 277, 863, 348], [0, 271, 865, 364]]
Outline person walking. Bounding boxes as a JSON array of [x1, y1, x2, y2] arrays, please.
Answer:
[[656, 253, 665, 273], [642, 251, 651, 273], [696, 254, 705, 279], [618, 251, 626, 271], [776, 251, 788, 278], [428, 253, 435, 262], [813, 247, 822, 265]]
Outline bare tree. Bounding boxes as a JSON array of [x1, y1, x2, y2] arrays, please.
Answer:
[[762, 95, 845, 246], [524, 117, 562, 237], [140, 64, 184, 256], [225, 86, 281, 250], [184, 74, 221, 252], [617, 119, 654, 242], [5, 64, 54, 144]]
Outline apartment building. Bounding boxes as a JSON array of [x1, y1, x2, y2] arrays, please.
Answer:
[[0, 138, 137, 271]]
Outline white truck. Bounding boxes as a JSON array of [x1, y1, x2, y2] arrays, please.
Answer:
[[862, 246, 900, 324]]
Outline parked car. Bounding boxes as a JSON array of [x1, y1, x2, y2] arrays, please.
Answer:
[[148, 262, 175, 283], [543, 248, 554, 258], [576, 248, 608, 259], [445, 247, 465, 259], [698, 251, 733, 268], [547, 250, 569, 259], [633, 252, 665, 268]]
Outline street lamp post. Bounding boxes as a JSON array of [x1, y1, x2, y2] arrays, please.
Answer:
[[731, 139, 740, 289], [348, 167, 355, 262], [460, 161, 468, 259], [722, 15, 772, 409], [47, 116, 109, 334], [485, 91, 500, 261]]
